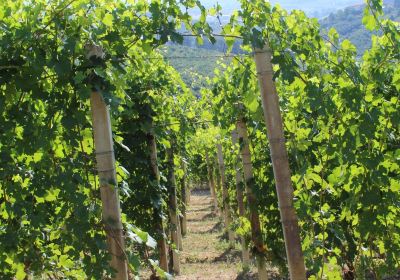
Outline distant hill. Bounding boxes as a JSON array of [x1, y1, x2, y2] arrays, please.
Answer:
[[181, 0, 400, 55], [192, 0, 365, 19], [320, 2, 400, 55], [166, 0, 400, 91], [158, 45, 232, 94]]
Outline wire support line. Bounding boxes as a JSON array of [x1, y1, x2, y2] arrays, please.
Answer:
[[97, 168, 116, 173], [95, 150, 114, 156], [180, 33, 243, 39], [0, 54, 251, 71], [151, 54, 251, 60], [153, 119, 214, 128]]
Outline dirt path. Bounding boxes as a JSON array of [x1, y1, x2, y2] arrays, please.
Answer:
[[176, 189, 258, 280]]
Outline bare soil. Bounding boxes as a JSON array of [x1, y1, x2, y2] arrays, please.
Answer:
[[175, 189, 277, 280]]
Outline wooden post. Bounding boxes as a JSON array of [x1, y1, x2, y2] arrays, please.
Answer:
[[177, 214, 183, 251], [167, 145, 181, 275], [90, 91, 128, 280], [180, 160, 188, 237], [214, 155, 224, 219], [216, 143, 235, 246], [254, 44, 307, 280], [147, 133, 169, 272], [236, 118, 268, 280], [186, 181, 191, 203], [205, 151, 219, 212], [231, 129, 251, 267]]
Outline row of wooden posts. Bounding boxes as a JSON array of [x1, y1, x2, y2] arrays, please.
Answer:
[[89, 45, 307, 280], [91, 89, 188, 279]]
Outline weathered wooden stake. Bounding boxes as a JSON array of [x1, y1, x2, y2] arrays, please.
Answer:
[[148, 133, 169, 272], [177, 215, 183, 251], [231, 129, 251, 267], [205, 151, 219, 212], [236, 118, 268, 280], [216, 143, 235, 246], [90, 91, 128, 280], [214, 155, 224, 220], [167, 146, 181, 275], [180, 160, 188, 237], [187, 184, 191, 203], [254, 44, 307, 280]]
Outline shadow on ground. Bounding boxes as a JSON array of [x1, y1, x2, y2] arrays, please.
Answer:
[[212, 247, 242, 263], [235, 270, 284, 280], [187, 205, 214, 213], [187, 210, 217, 222], [190, 189, 211, 197], [235, 271, 258, 280], [191, 221, 223, 235]]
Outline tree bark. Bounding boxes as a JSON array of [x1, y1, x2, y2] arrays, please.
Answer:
[[90, 91, 128, 280], [231, 129, 251, 267], [216, 143, 235, 246], [205, 151, 219, 212], [147, 133, 169, 272], [254, 45, 307, 280], [167, 145, 181, 275], [236, 118, 268, 280]]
